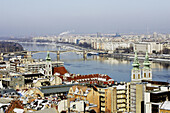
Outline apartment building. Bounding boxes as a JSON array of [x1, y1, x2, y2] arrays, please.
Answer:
[[91, 41, 131, 51], [144, 81, 170, 113], [67, 84, 127, 113], [134, 42, 164, 54], [127, 82, 145, 113], [24, 53, 64, 74], [24, 61, 63, 74], [101, 84, 127, 113]]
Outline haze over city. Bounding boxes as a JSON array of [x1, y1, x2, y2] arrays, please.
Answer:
[[1, 0, 170, 36]]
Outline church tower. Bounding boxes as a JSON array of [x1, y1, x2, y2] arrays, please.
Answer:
[[131, 51, 141, 82], [142, 52, 152, 81], [45, 52, 52, 76]]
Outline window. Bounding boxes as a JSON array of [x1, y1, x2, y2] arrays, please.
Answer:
[[144, 73, 146, 78], [19, 84, 22, 88], [133, 74, 135, 79], [138, 74, 140, 79], [149, 73, 151, 78], [70, 89, 73, 93], [73, 104, 76, 109]]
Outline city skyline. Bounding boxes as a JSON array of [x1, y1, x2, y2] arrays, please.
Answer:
[[0, 0, 169, 112], [1, 0, 170, 36]]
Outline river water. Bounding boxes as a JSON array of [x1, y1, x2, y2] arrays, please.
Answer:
[[21, 43, 170, 82]]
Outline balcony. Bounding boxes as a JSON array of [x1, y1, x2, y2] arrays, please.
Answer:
[[118, 106, 126, 109], [101, 103, 105, 108], [130, 88, 136, 90], [117, 102, 126, 104], [130, 104, 136, 108], [117, 97, 126, 99], [117, 93, 126, 95], [100, 94, 105, 97], [101, 103, 105, 106], [101, 107, 105, 111], [130, 94, 136, 97], [100, 100, 105, 103], [100, 98, 105, 101], [130, 97, 136, 100], [99, 91, 105, 94]]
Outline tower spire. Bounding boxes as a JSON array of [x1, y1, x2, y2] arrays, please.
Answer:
[[143, 52, 150, 69], [46, 51, 51, 61], [132, 51, 140, 70]]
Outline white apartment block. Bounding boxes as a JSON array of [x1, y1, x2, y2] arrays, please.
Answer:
[[92, 41, 131, 51], [134, 42, 164, 54], [24, 61, 63, 73]]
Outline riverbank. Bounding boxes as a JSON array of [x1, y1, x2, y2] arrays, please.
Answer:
[[62, 43, 170, 63], [101, 53, 170, 63], [0, 41, 24, 52], [17, 41, 170, 63]]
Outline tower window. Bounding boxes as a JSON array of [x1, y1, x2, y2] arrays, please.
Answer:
[[144, 73, 146, 78], [133, 74, 135, 79], [73, 104, 76, 109], [138, 74, 140, 79], [149, 73, 151, 78]]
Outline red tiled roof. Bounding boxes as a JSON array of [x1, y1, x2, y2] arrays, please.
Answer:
[[58, 73, 114, 85], [6, 100, 24, 113], [52, 66, 68, 75]]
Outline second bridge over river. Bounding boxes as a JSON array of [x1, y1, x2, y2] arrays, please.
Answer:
[[23, 49, 107, 61]]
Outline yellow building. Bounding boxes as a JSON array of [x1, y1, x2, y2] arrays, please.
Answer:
[[68, 85, 90, 101], [68, 84, 127, 113], [159, 101, 170, 113], [68, 85, 100, 113]]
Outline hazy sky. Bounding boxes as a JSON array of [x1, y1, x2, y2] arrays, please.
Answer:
[[0, 0, 170, 36]]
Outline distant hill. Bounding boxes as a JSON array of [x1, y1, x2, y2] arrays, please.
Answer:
[[0, 42, 24, 52]]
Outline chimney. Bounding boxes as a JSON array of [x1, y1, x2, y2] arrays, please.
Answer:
[[166, 96, 169, 101], [24, 107, 28, 112]]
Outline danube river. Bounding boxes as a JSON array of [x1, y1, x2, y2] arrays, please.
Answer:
[[21, 43, 170, 82]]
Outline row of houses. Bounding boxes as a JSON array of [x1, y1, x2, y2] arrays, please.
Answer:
[[0, 79, 169, 113]]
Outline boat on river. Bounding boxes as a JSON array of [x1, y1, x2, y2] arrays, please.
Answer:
[[87, 52, 99, 56]]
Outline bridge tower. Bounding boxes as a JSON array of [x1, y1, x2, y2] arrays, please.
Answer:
[[57, 51, 60, 61], [0, 53, 4, 61], [27, 51, 32, 60], [83, 51, 87, 60]]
